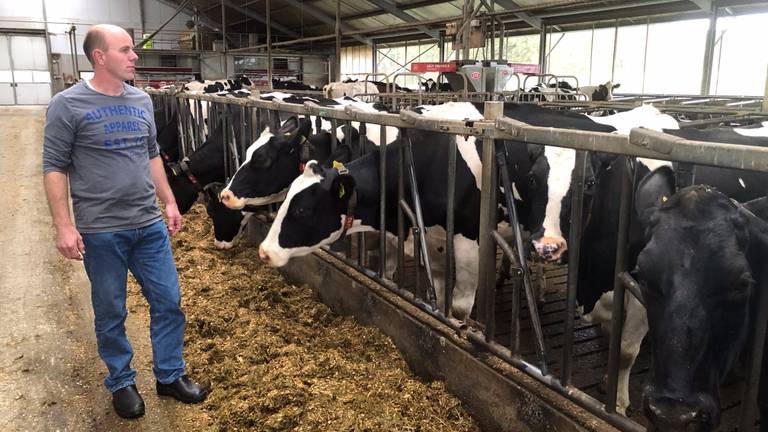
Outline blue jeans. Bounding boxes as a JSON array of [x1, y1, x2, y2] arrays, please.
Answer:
[[82, 220, 186, 393]]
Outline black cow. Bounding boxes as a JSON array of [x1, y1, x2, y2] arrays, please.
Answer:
[[634, 178, 768, 431], [202, 182, 253, 249], [567, 124, 768, 415], [167, 109, 242, 214], [157, 111, 181, 164]]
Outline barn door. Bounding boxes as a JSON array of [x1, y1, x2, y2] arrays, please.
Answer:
[[0, 34, 51, 105]]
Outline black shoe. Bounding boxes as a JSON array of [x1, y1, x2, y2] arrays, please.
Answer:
[[156, 375, 208, 404], [112, 385, 145, 419]]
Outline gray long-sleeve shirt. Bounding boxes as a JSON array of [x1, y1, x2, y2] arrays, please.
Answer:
[[43, 81, 162, 233]]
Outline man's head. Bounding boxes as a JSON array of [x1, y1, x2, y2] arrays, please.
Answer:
[[83, 24, 137, 81]]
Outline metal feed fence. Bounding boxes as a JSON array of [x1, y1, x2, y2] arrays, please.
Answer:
[[147, 88, 768, 431]]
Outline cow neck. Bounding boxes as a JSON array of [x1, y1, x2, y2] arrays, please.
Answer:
[[297, 134, 312, 173], [169, 158, 204, 192], [337, 154, 379, 233]]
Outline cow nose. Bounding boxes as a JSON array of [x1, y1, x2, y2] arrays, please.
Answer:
[[644, 394, 714, 432], [220, 189, 232, 202], [258, 244, 270, 263]]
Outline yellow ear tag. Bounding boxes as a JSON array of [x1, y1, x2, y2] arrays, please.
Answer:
[[338, 183, 345, 198], [332, 160, 345, 171], [661, 196, 668, 203]]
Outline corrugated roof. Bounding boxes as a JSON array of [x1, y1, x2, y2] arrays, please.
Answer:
[[180, 0, 768, 50]]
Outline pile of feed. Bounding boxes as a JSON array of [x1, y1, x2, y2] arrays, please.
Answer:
[[133, 203, 480, 431]]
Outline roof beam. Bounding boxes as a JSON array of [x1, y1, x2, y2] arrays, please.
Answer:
[[154, 0, 220, 31], [220, 0, 300, 37], [365, 0, 441, 40], [493, 0, 541, 29], [278, 0, 373, 45], [689, 0, 713, 11]]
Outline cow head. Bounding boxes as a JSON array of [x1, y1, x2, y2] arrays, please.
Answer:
[[258, 161, 356, 267], [592, 81, 620, 101], [203, 182, 248, 249], [503, 142, 550, 235], [635, 170, 768, 431], [220, 116, 312, 209]]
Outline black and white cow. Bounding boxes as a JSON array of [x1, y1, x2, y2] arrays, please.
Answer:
[[256, 102, 551, 319], [579, 81, 621, 102], [633, 179, 768, 431], [219, 96, 399, 210], [219, 116, 375, 209], [422, 78, 453, 93]]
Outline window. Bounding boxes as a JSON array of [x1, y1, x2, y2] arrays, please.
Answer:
[[710, 12, 768, 96], [644, 19, 708, 94], [547, 29, 592, 88]]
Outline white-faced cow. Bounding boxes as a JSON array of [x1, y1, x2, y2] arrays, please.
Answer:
[[579, 81, 621, 102]]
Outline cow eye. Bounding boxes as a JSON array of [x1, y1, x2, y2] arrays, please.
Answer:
[[528, 176, 537, 188], [293, 207, 306, 218]]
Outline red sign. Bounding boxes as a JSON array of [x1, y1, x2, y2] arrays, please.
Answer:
[[509, 63, 541, 74], [470, 71, 481, 80], [410, 62, 457, 73]]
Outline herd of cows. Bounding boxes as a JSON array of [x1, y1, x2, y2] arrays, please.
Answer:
[[151, 77, 768, 431]]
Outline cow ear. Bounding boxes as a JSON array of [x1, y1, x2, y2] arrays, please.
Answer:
[[331, 174, 356, 203], [612, 83, 620, 89], [635, 166, 676, 228], [277, 116, 299, 136]]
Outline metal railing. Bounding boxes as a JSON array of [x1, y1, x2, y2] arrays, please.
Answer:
[[146, 87, 768, 431]]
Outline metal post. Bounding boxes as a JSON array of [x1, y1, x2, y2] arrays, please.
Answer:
[[605, 157, 635, 413], [700, 7, 717, 96], [267, 0, 273, 89], [477, 101, 502, 339], [379, 125, 388, 278], [738, 264, 768, 432], [462, 0, 472, 60], [610, 19, 618, 83], [445, 134, 457, 317], [397, 129, 406, 289], [763, 64, 768, 113], [562, 150, 588, 386], [221, 0, 227, 76], [538, 25, 547, 75], [335, 0, 341, 82], [496, 141, 547, 372]]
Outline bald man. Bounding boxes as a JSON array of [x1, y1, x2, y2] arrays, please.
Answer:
[[42, 24, 207, 419]]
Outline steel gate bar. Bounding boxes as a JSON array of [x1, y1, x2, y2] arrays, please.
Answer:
[[403, 133, 437, 308], [379, 125, 388, 279], [495, 140, 548, 373], [444, 133, 457, 318], [604, 157, 636, 413], [357, 122, 367, 268], [562, 150, 588, 386]]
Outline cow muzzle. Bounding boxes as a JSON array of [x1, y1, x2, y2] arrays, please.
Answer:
[[219, 189, 245, 210], [532, 236, 567, 262], [644, 394, 715, 432]]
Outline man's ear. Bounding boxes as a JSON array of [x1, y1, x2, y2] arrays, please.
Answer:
[[331, 174, 356, 205], [635, 166, 675, 228]]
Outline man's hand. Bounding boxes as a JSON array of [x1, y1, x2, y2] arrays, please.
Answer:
[[165, 202, 182, 235], [56, 224, 85, 260]]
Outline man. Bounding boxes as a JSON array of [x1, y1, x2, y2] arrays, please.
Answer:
[[42, 24, 207, 419]]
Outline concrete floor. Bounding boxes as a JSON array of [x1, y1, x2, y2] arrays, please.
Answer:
[[0, 106, 197, 431]]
